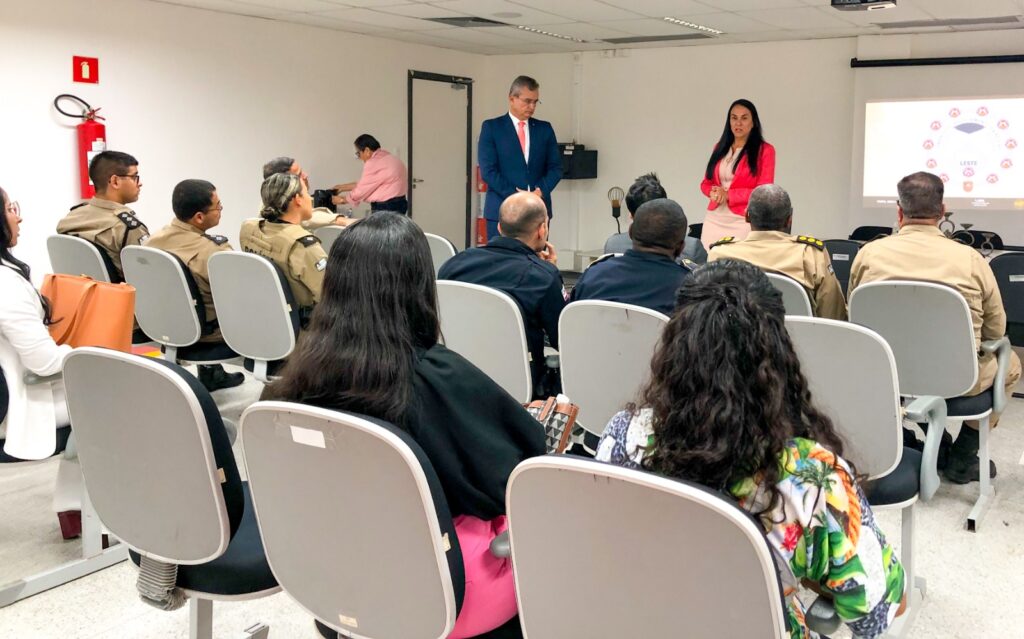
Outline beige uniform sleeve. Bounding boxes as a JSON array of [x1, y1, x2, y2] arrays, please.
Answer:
[[976, 254, 1006, 341], [812, 251, 848, 321], [288, 242, 328, 304], [848, 246, 869, 295], [302, 209, 342, 230]]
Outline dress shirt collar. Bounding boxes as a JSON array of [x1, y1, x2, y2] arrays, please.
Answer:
[[89, 197, 127, 211], [624, 249, 677, 264], [170, 218, 204, 235], [745, 230, 791, 241], [486, 235, 537, 256], [508, 112, 529, 127], [898, 223, 944, 237]]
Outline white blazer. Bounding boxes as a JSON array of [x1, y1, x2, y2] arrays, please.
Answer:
[[0, 261, 72, 460]]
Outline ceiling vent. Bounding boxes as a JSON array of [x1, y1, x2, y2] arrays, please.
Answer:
[[424, 17, 510, 28], [602, 33, 712, 44], [877, 15, 1023, 29]]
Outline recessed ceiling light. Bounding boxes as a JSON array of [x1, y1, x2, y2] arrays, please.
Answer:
[[663, 16, 723, 35], [493, 12, 522, 18], [516, 25, 585, 43]]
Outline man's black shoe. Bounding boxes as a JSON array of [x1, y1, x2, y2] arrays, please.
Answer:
[[198, 364, 244, 392]]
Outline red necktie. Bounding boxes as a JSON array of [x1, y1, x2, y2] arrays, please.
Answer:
[[517, 120, 527, 156]]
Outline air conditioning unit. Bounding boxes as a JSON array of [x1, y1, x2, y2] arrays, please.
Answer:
[[831, 0, 897, 10]]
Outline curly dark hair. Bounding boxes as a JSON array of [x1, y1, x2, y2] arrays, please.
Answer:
[[636, 259, 847, 518]]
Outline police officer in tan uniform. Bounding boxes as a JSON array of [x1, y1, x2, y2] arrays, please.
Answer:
[[145, 179, 243, 392], [850, 171, 1022, 484], [56, 150, 149, 280], [708, 184, 847, 321], [262, 156, 355, 230], [240, 172, 327, 326]]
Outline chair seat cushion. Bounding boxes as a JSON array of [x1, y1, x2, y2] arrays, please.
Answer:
[[945, 389, 993, 418], [0, 426, 72, 463], [163, 341, 239, 364], [130, 482, 277, 596], [864, 447, 921, 506]]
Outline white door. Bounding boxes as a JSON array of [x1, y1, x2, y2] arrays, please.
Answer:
[[411, 76, 470, 249]]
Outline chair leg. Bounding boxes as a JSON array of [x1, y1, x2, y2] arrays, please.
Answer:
[[967, 415, 995, 532], [164, 346, 178, 363], [189, 597, 213, 639], [883, 504, 924, 638]]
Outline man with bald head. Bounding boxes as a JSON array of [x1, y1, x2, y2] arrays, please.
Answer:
[[573, 198, 695, 315], [708, 183, 846, 320], [438, 192, 566, 392]]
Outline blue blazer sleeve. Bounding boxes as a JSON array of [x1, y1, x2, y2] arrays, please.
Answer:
[[478, 118, 516, 199], [536, 122, 562, 198]]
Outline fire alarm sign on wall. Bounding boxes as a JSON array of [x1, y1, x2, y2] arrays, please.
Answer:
[[73, 56, 99, 84]]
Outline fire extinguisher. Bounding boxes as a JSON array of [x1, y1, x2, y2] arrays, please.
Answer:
[[54, 94, 107, 199], [475, 165, 488, 246]]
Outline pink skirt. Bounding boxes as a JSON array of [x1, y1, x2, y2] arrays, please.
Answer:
[[449, 515, 518, 639], [700, 207, 751, 252]]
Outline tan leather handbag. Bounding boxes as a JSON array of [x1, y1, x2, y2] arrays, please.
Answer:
[[40, 274, 136, 352]]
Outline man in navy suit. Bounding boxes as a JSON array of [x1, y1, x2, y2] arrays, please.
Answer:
[[478, 75, 562, 241]]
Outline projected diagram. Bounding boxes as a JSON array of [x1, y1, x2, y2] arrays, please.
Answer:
[[921, 104, 1015, 197]]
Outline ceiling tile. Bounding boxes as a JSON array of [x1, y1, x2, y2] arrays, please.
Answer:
[[528, 21, 632, 39], [598, 0, 719, 17], [829, 3, 933, 26], [312, 6, 449, 29], [329, 0, 411, 7], [669, 11, 778, 33], [511, 0, 645, 22], [913, 0, 1023, 20], [740, 6, 858, 30], [284, 11, 391, 33], [431, 0, 569, 26], [154, 0, 290, 18], [374, 3, 472, 19], [234, 0, 344, 11], [697, 0, 805, 9], [592, 18, 703, 36]]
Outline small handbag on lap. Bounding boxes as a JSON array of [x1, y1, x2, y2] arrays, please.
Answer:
[[524, 394, 579, 454], [40, 273, 136, 352]]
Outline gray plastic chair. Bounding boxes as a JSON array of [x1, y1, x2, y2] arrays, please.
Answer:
[[786, 316, 947, 637], [823, 239, 859, 298], [424, 233, 457, 276], [558, 300, 668, 436], [314, 225, 345, 254], [765, 272, 813, 316], [241, 402, 488, 639], [436, 280, 532, 403], [208, 252, 299, 383], [506, 456, 789, 639], [47, 233, 115, 282], [121, 245, 237, 365], [62, 348, 276, 638], [850, 280, 1014, 531]]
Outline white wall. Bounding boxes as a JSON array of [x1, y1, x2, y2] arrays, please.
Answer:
[[0, 0, 481, 280]]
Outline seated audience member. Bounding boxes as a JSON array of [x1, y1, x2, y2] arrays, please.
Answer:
[[596, 259, 906, 639], [261, 156, 354, 229], [266, 213, 544, 639], [708, 184, 846, 320], [56, 150, 149, 280], [572, 198, 694, 315], [438, 192, 566, 391], [145, 179, 243, 392], [333, 134, 409, 214], [850, 171, 1022, 484], [604, 172, 707, 264], [2, 186, 82, 538], [240, 173, 327, 327]]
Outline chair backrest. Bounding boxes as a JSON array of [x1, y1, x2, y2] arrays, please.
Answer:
[[849, 225, 892, 242], [951, 229, 1004, 251], [121, 246, 204, 347], [424, 233, 457, 276], [823, 239, 859, 297], [240, 402, 462, 639], [849, 280, 978, 398], [559, 301, 668, 434], [785, 317, 901, 479], [313, 225, 345, 254], [62, 348, 243, 564], [689, 222, 703, 239], [507, 456, 788, 639], [765, 272, 813, 316], [208, 252, 298, 362], [436, 281, 532, 403], [989, 252, 1024, 347], [47, 234, 116, 283]]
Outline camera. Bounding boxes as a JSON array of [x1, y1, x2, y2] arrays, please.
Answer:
[[311, 188, 337, 211]]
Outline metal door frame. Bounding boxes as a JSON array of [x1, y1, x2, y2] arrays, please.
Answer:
[[407, 70, 473, 249]]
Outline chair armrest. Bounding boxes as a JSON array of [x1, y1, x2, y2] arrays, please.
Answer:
[[489, 530, 511, 558], [980, 336, 1012, 414], [24, 371, 63, 385], [903, 395, 946, 501], [805, 596, 840, 636]]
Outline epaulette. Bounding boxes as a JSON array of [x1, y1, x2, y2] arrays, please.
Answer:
[[710, 236, 735, 249], [679, 258, 698, 271], [117, 211, 143, 229], [69, 202, 88, 211], [204, 234, 230, 246], [795, 235, 824, 250], [297, 234, 321, 247], [588, 252, 617, 268]]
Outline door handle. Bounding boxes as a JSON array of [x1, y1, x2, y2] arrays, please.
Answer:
[[412, 178, 424, 184]]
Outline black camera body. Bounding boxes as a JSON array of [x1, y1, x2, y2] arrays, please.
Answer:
[[311, 188, 337, 211]]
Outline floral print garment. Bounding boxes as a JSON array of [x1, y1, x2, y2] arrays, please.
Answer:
[[596, 409, 905, 639]]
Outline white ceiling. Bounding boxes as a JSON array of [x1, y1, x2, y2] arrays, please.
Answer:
[[149, 0, 1024, 55]]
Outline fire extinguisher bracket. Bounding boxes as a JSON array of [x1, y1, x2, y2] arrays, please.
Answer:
[[54, 94, 108, 200]]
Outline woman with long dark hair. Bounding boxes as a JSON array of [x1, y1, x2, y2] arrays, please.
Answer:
[[699, 99, 776, 250], [268, 212, 544, 639], [0, 186, 72, 461], [596, 260, 906, 639]]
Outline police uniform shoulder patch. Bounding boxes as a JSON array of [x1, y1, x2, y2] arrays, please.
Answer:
[[117, 211, 141, 229], [679, 258, 698, 271], [297, 234, 321, 247], [70, 202, 88, 211], [710, 236, 735, 249], [205, 234, 230, 245], [795, 235, 825, 250], [589, 252, 617, 268]]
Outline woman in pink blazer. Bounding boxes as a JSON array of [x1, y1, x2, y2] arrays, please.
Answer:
[[699, 99, 776, 250]]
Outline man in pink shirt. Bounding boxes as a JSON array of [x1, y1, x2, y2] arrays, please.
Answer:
[[335, 134, 409, 214]]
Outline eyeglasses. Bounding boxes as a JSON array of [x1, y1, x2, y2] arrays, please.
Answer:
[[117, 174, 142, 184], [205, 204, 224, 213], [515, 96, 541, 107], [5, 201, 20, 217]]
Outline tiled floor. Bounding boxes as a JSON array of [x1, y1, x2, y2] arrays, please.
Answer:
[[2, 365, 1024, 638]]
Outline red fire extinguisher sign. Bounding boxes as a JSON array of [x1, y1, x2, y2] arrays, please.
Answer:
[[73, 56, 99, 84]]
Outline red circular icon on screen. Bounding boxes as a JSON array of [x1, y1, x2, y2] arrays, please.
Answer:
[[998, 119, 1009, 129], [1008, 139, 1018, 149], [940, 173, 950, 182], [930, 121, 942, 130], [977, 107, 989, 116], [949, 108, 961, 117], [926, 158, 937, 168], [1002, 159, 1013, 169], [987, 174, 999, 184], [963, 181, 973, 192], [963, 167, 975, 177], [923, 140, 934, 149]]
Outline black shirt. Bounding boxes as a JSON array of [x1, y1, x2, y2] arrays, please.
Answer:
[[570, 249, 694, 316]]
